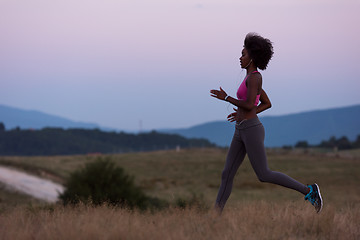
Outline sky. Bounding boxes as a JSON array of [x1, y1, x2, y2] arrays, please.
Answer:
[[1, 0, 360, 131]]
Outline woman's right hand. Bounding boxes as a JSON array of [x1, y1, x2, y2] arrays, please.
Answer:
[[227, 108, 237, 122]]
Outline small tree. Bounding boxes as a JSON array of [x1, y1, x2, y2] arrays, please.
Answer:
[[295, 140, 309, 148], [337, 136, 352, 150], [60, 158, 155, 209], [0, 122, 5, 131], [353, 135, 360, 149]]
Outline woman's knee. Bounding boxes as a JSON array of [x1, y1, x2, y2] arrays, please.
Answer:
[[257, 171, 273, 183], [258, 175, 267, 183]]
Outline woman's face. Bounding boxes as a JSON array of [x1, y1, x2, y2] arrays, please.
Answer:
[[239, 48, 251, 69]]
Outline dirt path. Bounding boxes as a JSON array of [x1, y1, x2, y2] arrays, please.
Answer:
[[0, 166, 64, 203]]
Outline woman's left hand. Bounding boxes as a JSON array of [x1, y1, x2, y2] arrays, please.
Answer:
[[227, 108, 237, 122], [210, 87, 228, 100]]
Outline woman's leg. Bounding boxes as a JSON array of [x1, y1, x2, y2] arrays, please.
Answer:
[[215, 128, 247, 212], [244, 124, 309, 195]]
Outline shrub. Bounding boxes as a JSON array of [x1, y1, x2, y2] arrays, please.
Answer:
[[59, 157, 166, 210], [295, 140, 309, 148]]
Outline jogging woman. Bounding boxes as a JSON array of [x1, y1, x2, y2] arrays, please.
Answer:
[[210, 33, 323, 213]]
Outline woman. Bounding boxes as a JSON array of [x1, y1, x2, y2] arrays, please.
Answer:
[[210, 33, 323, 213]]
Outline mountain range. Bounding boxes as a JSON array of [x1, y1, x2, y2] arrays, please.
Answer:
[[1, 104, 360, 147], [161, 105, 360, 147], [0, 104, 100, 130]]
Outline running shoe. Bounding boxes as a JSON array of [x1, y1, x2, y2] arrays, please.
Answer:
[[304, 183, 323, 213]]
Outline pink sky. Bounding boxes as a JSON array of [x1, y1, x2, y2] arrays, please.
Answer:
[[1, 0, 359, 130]]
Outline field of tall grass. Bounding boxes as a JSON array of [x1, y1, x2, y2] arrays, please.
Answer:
[[0, 148, 359, 239], [1, 202, 359, 240]]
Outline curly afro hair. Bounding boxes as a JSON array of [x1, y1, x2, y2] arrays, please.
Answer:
[[244, 33, 274, 70]]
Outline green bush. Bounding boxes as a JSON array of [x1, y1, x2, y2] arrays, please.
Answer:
[[59, 157, 166, 210]]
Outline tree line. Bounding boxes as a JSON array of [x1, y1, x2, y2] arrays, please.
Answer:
[[0, 123, 215, 156], [293, 135, 360, 150]]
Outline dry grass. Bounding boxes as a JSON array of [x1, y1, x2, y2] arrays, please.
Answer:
[[0, 148, 359, 239], [0, 202, 359, 240]]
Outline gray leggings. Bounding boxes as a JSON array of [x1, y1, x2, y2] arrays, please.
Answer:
[[215, 117, 308, 211]]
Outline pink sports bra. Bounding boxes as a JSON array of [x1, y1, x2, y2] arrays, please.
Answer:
[[237, 71, 261, 106]]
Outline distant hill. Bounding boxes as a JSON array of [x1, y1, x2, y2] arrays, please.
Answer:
[[161, 105, 360, 147], [0, 104, 100, 130], [2, 104, 360, 148]]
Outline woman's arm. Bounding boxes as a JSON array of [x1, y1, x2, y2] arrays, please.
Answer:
[[210, 74, 261, 111], [227, 89, 271, 121], [227, 89, 271, 122], [256, 89, 272, 114]]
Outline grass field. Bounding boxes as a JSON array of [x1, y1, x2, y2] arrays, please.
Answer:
[[1, 202, 359, 240], [0, 148, 359, 239]]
